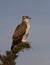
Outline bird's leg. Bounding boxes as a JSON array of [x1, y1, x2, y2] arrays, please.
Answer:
[[22, 35, 27, 43]]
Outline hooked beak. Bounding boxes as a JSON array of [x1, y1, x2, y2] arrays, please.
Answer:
[[29, 17, 31, 19]]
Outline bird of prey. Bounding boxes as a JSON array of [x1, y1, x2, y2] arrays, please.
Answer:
[[11, 16, 31, 50]]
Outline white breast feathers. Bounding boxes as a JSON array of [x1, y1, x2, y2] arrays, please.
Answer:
[[22, 22, 30, 42]]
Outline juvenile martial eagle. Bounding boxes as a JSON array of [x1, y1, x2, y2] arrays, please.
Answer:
[[11, 16, 31, 50]]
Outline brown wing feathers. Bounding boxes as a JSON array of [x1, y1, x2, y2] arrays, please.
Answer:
[[11, 22, 27, 50], [12, 22, 27, 41]]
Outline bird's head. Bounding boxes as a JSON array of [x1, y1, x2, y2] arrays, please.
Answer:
[[22, 16, 31, 23]]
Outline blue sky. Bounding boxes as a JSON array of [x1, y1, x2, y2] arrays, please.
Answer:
[[0, 0, 50, 65]]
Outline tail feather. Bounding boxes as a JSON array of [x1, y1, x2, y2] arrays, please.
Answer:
[[11, 44, 15, 51]]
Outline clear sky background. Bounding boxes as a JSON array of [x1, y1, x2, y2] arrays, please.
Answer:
[[0, 0, 50, 65]]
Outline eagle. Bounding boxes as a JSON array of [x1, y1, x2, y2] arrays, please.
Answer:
[[11, 16, 31, 50]]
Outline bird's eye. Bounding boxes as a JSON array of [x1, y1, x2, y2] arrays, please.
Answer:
[[26, 17, 28, 18]]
